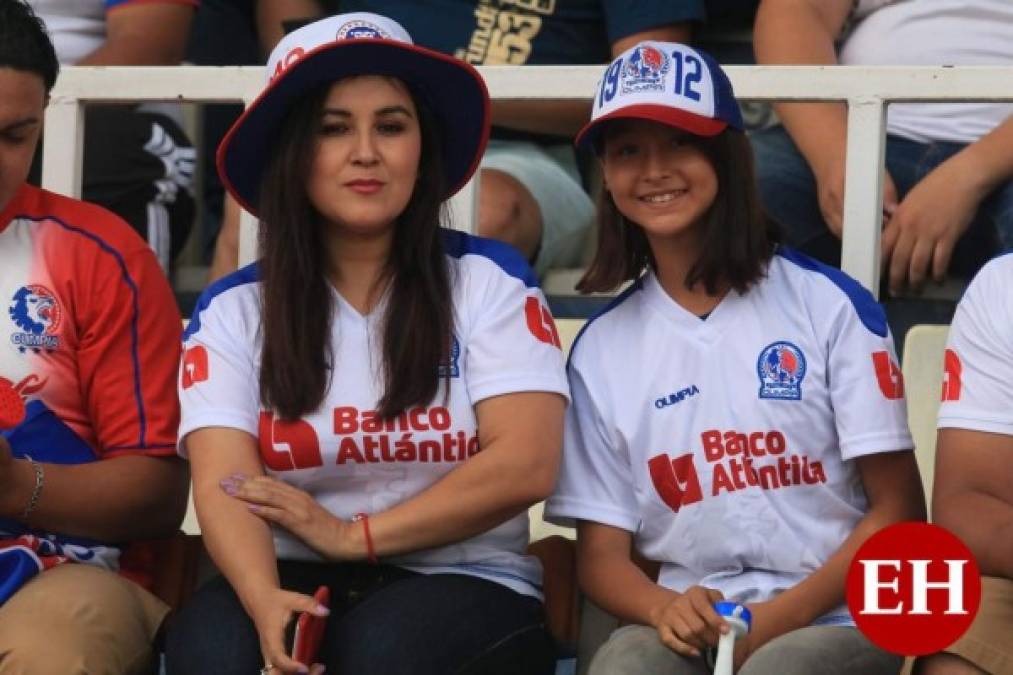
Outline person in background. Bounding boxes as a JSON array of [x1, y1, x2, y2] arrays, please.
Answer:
[[0, 2, 188, 673], [752, 0, 1013, 300], [29, 0, 200, 273]]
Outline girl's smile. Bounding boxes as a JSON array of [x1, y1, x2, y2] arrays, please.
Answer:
[[602, 119, 718, 243]]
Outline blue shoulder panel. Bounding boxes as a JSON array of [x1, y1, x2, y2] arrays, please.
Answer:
[[182, 263, 260, 342], [441, 229, 538, 288], [776, 247, 888, 338]]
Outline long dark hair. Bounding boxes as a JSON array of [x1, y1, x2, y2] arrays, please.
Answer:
[[578, 127, 780, 295], [257, 80, 452, 421]]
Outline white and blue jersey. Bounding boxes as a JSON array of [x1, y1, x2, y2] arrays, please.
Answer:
[[178, 230, 569, 598], [546, 248, 912, 624]]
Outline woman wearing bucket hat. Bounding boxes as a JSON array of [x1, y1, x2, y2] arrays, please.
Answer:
[[545, 42, 924, 674], [166, 13, 568, 675]]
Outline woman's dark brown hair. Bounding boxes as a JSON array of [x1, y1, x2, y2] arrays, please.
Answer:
[[257, 80, 452, 420], [578, 126, 781, 295]]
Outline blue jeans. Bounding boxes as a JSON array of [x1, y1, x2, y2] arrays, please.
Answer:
[[163, 561, 555, 675], [751, 125, 1013, 278]]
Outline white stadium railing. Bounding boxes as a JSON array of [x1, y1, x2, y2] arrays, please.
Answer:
[[41, 64, 1013, 297]]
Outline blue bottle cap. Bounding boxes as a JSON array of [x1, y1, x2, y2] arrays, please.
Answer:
[[714, 601, 752, 629]]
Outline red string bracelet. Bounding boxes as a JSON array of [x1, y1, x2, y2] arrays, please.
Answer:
[[353, 512, 378, 564]]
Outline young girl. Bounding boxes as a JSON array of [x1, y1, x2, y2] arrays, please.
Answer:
[[166, 13, 568, 675], [545, 42, 925, 675]]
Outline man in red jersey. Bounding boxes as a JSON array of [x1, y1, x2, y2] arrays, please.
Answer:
[[0, 2, 187, 672]]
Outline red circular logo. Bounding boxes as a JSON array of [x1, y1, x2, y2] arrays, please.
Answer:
[[846, 522, 980, 656]]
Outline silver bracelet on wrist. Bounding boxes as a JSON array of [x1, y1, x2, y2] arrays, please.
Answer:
[[21, 455, 44, 520]]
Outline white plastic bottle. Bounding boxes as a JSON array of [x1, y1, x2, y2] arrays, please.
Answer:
[[713, 602, 752, 675]]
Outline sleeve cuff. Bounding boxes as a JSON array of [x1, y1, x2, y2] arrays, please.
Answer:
[[839, 431, 914, 461], [544, 495, 640, 532], [468, 374, 570, 406], [102, 444, 179, 459], [938, 412, 1013, 436], [178, 410, 259, 457]]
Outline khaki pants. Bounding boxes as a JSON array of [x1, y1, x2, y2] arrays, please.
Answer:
[[0, 564, 169, 675], [944, 576, 1013, 675]]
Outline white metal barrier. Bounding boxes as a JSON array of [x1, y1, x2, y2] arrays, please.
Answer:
[[41, 64, 1013, 296]]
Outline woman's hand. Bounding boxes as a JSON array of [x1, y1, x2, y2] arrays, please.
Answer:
[[221, 474, 360, 561], [648, 585, 729, 658], [247, 585, 330, 675]]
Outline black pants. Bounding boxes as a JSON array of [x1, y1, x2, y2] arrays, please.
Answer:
[[164, 561, 556, 675]]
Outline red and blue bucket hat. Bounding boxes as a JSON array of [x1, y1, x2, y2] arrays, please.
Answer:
[[217, 13, 491, 216]]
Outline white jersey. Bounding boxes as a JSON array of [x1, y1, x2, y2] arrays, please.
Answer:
[[840, 0, 1013, 145], [178, 230, 569, 597], [938, 254, 1013, 435], [545, 248, 912, 624]]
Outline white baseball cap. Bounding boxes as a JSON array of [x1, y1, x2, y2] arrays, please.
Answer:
[[576, 41, 743, 151]]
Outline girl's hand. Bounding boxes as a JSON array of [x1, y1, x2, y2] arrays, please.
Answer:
[[247, 586, 330, 675], [648, 585, 729, 657], [221, 474, 359, 560]]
